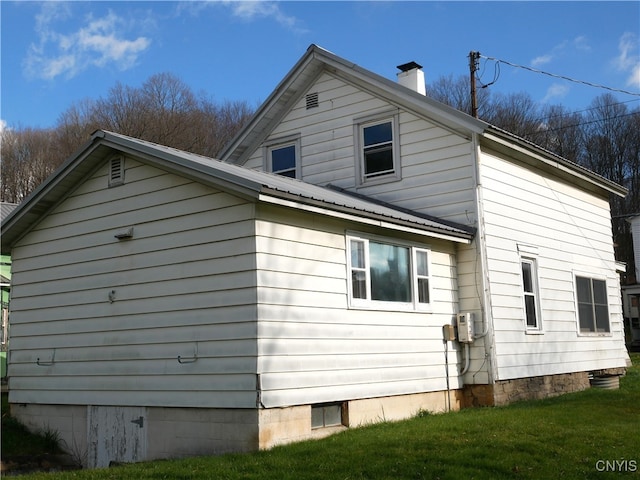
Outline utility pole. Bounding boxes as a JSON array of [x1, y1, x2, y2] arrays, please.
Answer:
[[469, 51, 481, 118]]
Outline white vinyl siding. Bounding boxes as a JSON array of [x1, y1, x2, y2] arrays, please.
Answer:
[[242, 72, 477, 226], [478, 150, 627, 380], [254, 204, 461, 408], [8, 158, 259, 408]]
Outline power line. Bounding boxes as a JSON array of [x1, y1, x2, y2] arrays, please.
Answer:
[[479, 53, 640, 98], [529, 98, 640, 128], [526, 111, 639, 137]]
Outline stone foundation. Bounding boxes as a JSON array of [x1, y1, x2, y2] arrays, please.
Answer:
[[462, 371, 597, 407]]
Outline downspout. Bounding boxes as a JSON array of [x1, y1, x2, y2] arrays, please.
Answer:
[[468, 132, 496, 382]]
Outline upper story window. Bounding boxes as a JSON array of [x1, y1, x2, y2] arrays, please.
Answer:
[[575, 275, 610, 334], [521, 258, 542, 331], [347, 233, 431, 311], [355, 113, 400, 186], [265, 136, 300, 178]]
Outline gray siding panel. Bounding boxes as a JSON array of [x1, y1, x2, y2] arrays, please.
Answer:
[[8, 158, 259, 408]]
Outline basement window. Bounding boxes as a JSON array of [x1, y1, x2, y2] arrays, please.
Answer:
[[108, 156, 125, 187], [311, 403, 344, 429]]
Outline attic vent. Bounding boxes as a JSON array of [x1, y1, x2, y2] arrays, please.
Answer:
[[306, 92, 319, 110], [109, 156, 124, 187]]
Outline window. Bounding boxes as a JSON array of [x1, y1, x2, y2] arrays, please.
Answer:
[[576, 276, 610, 333], [347, 234, 431, 310], [311, 403, 344, 429], [266, 137, 299, 178], [269, 144, 296, 178], [521, 258, 541, 330], [356, 114, 400, 185]]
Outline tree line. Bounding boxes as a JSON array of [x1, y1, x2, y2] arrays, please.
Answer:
[[428, 76, 640, 281], [1, 72, 639, 280], [1, 72, 253, 205]]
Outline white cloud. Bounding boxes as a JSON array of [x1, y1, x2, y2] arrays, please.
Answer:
[[0, 119, 8, 134], [178, 1, 306, 33], [541, 83, 570, 103], [573, 36, 591, 52], [531, 36, 590, 68], [531, 55, 552, 68], [613, 32, 640, 89], [24, 7, 151, 81]]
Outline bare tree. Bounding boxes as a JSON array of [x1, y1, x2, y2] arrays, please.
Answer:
[[529, 105, 584, 164], [1, 72, 255, 203], [1, 128, 58, 203]]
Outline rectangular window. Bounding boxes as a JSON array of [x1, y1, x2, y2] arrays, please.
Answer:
[[521, 258, 541, 330], [356, 114, 400, 185], [576, 276, 610, 333], [415, 249, 430, 304], [269, 143, 297, 178], [347, 235, 431, 309], [363, 121, 394, 178], [311, 403, 344, 429]]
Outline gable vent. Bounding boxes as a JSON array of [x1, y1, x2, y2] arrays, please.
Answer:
[[109, 155, 125, 187], [305, 92, 319, 110]]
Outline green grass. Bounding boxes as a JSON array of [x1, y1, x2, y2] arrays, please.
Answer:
[[6, 353, 640, 480], [1, 393, 63, 458]]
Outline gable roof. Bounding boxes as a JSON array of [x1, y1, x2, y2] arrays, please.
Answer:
[[220, 44, 486, 166], [0, 203, 18, 223], [1, 130, 475, 254], [219, 44, 626, 200]]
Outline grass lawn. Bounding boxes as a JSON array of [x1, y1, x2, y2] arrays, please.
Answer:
[[5, 353, 640, 480]]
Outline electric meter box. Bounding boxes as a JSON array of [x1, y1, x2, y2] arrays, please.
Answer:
[[457, 313, 475, 343]]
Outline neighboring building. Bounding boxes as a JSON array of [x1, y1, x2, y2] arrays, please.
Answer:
[[0, 45, 630, 467], [621, 216, 640, 351], [1, 202, 18, 381]]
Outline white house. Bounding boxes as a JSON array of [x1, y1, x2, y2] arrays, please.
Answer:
[[1, 45, 630, 467]]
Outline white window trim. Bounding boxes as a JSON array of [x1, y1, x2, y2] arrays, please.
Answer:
[[520, 256, 543, 334], [354, 111, 401, 187], [346, 232, 432, 312], [264, 135, 301, 179], [573, 272, 612, 336]]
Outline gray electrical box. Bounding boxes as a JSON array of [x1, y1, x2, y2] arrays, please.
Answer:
[[457, 313, 475, 343]]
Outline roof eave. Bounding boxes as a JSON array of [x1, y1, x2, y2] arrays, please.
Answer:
[[258, 189, 475, 244], [482, 127, 628, 199]]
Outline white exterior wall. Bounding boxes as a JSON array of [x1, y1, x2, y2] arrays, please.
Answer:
[[8, 158, 259, 408], [478, 150, 629, 380], [254, 204, 463, 408], [244, 72, 478, 226]]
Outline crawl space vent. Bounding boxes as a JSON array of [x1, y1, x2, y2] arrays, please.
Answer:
[[109, 156, 124, 186], [305, 92, 319, 110]]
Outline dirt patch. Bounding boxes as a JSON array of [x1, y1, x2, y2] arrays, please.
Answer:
[[0, 453, 81, 476]]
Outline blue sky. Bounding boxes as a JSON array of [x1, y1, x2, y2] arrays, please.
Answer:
[[1, 1, 639, 131]]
